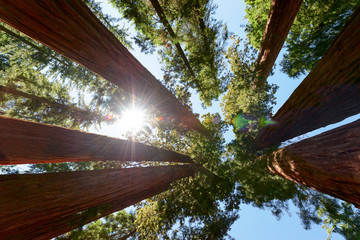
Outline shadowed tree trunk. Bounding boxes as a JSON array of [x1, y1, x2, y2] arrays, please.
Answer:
[[0, 84, 101, 122], [0, 116, 193, 165], [257, 5, 360, 148], [254, 0, 303, 87], [268, 119, 360, 208], [0, 0, 206, 135], [0, 165, 197, 239]]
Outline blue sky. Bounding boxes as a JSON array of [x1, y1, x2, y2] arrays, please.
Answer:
[[95, 1, 349, 239]]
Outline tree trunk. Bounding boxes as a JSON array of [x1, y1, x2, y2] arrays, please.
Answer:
[[254, 0, 303, 87], [0, 0, 206, 135], [0, 84, 100, 122], [148, 0, 204, 93], [0, 116, 193, 165], [268, 119, 360, 208], [257, 5, 360, 148], [0, 165, 197, 239], [0, 24, 71, 68]]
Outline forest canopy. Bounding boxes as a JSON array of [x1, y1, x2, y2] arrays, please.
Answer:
[[0, 0, 359, 239]]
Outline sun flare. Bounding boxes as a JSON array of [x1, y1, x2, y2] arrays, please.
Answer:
[[119, 107, 146, 132]]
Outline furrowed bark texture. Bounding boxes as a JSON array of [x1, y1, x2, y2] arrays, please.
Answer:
[[0, 116, 192, 165], [0, 165, 197, 239], [257, 6, 360, 148], [268, 119, 360, 208], [0, 0, 206, 135], [255, 0, 303, 86]]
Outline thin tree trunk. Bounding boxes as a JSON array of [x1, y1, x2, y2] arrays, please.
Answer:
[[0, 84, 100, 122], [0, 165, 197, 239], [0, 0, 206, 135], [0, 24, 71, 68], [148, 0, 204, 93], [257, 5, 360, 148], [0, 116, 193, 165], [254, 0, 303, 87], [268, 119, 360, 208], [118, 228, 137, 240]]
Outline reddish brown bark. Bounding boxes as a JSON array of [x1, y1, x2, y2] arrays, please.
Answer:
[[257, 5, 360, 148], [254, 0, 303, 87], [0, 116, 192, 165], [268, 119, 360, 208], [0, 165, 197, 239], [0, 0, 206, 135]]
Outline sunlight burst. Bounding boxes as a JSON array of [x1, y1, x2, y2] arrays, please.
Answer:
[[119, 107, 146, 133]]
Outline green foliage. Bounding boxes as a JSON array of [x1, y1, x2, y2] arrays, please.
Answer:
[[318, 200, 360, 240], [56, 211, 137, 240], [243, 0, 271, 50], [0, 20, 133, 128], [110, 0, 229, 106], [244, 0, 358, 78], [221, 37, 277, 124], [2, 1, 360, 239], [85, 0, 132, 49], [131, 113, 239, 239]]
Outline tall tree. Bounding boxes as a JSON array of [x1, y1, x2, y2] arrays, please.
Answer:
[[268, 119, 360, 208], [0, 0, 205, 134], [0, 166, 196, 239], [110, 0, 229, 106], [256, 4, 360, 148], [221, 36, 360, 236], [244, 0, 359, 78], [0, 22, 125, 129]]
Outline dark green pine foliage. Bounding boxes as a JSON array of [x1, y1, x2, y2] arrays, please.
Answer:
[[109, 0, 229, 106], [244, 0, 359, 78]]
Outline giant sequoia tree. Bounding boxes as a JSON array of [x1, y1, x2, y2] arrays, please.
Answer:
[[1, 0, 360, 239], [0, 0, 133, 129]]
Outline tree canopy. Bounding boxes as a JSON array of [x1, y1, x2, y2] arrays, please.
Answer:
[[110, 0, 229, 106], [1, 0, 360, 239]]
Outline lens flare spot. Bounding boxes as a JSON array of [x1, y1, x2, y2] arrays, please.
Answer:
[[233, 114, 277, 132], [104, 114, 114, 121]]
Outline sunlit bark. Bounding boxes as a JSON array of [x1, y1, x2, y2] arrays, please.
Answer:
[[0, 0, 206, 135], [257, 6, 360, 148], [268, 119, 360, 208], [0, 116, 192, 165]]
